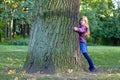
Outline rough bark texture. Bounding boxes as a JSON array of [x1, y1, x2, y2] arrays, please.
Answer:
[[24, 0, 82, 74]]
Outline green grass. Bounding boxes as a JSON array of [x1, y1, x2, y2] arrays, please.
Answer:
[[0, 45, 28, 52], [0, 45, 120, 80], [0, 45, 28, 80], [88, 46, 120, 73]]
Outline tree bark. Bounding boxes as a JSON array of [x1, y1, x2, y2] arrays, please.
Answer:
[[24, 0, 82, 74]]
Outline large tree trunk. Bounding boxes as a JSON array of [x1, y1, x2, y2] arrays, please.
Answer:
[[24, 0, 82, 74]]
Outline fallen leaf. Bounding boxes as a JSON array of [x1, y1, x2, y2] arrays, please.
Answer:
[[7, 57, 13, 61], [8, 70, 16, 75], [68, 69, 73, 73], [14, 77, 18, 80]]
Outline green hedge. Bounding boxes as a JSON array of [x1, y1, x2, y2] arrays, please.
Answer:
[[8, 38, 29, 45]]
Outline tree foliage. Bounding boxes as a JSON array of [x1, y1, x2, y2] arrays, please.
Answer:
[[80, 0, 120, 45], [0, 0, 34, 40], [1, 0, 120, 45]]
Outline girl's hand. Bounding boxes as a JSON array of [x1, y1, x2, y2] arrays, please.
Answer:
[[74, 27, 78, 31]]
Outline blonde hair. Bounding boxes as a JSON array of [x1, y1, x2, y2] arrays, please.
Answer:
[[79, 16, 90, 37]]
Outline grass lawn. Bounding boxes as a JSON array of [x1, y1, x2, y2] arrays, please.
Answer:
[[88, 46, 120, 72], [0, 45, 120, 80]]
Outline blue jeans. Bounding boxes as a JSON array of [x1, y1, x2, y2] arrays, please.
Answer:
[[80, 42, 95, 70], [80, 42, 88, 53]]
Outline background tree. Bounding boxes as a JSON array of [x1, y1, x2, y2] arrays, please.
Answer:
[[1, 0, 120, 46], [80, 0, 120, 45], [0, 0, 33, 40], [24, 0, 82, 74]]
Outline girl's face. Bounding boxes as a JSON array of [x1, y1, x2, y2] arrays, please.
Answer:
[[80, 19, 86, 26]]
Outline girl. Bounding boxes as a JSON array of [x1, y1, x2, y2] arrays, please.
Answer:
[[74, 16, 96, 72]]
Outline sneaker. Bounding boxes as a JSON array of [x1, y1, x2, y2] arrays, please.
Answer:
[[89, 67, 96, 72]]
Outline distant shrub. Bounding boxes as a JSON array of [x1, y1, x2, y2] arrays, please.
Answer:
[[9, 38, 29, 45]]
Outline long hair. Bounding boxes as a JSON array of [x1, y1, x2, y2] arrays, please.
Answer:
[[79, 16, 90, 37]]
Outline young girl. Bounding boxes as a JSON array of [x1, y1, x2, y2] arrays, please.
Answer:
[[74, 16, 96, 72]]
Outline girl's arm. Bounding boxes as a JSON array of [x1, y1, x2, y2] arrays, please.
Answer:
[[74, 27, 86, 33]]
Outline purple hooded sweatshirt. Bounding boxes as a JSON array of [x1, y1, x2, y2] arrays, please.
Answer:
[[75, 25, 88, 43]]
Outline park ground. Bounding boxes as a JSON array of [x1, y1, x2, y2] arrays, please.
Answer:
[[0, 45, 120, 80]]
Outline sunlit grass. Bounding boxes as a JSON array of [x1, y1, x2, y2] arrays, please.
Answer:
[[88, 46, 120, 65], [0, 45, 120, 79], [0, 45, 28, 52], [88, 46, 120, 73], [0, 52, 27, 70], [88, 46, 120, 53], [0, 45, 27, 80]]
